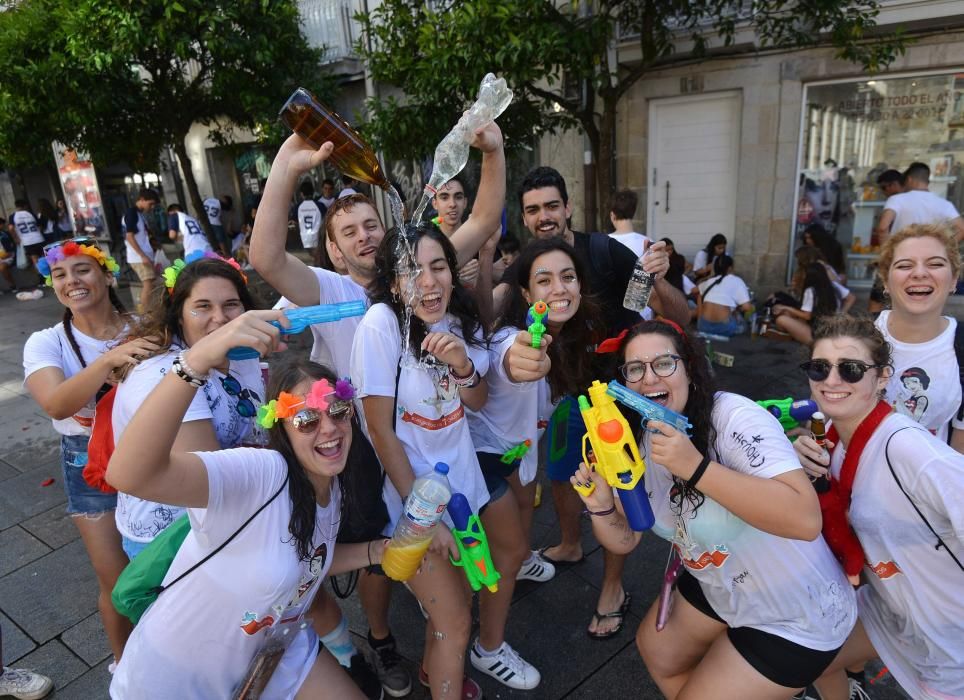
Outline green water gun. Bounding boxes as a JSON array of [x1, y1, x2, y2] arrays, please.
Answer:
[[526, 300, 548, 348]]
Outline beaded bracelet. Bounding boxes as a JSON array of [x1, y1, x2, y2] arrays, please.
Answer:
[[172, 351, 209, 387], [450, 360, 480, 388]]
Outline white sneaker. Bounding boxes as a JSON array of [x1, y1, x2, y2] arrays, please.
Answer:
[[516, 551, 555, 583], [848, 678, 871, 700], [0, 667, 54, 700], [470, 640, 540, 690]]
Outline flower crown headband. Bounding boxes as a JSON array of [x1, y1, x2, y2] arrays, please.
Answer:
[[37, 241, 120, 286], [257, 378, 356, 429], [163, 250, 248, 292]]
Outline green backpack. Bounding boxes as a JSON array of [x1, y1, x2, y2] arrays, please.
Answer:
[[112, 477, 288, 624]]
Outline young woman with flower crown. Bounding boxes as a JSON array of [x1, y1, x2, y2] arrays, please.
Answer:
[[109, 253, 264, 559], [23, 238, 160, 664], [105, 309, 383, 698]]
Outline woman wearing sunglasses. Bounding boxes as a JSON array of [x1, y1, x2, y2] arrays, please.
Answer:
[[110, 255, 264, 559], [23, 238, 160, 667], [106, 313, 382, 699], [873, 224, 963, 452], [794, 314, 964, 700], [351, 223, 490, 699], [572, 320, 857, 699]]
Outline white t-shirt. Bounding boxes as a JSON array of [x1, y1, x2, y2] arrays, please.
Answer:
[[297, 200, 324, 249], [23, 323, 124, 436], [800, 280, 850, 314], [682, 275, 696, 296], [12, 210, 44, 246], [698, 274, 751, 309], [112, 350, 263, 543], [319, 196, 335, 210], [308, 267, 369, 379], [351, 303, 490, 530], [171, 212, 212, 258], [644, 392, 857, 650], [110, 448, 339, 700], [122, 209, 154, 265], [608, 232, 651, 258], [828, 414, 964, 697], [273, 297, 335, 369], [876, 311, 963, 443], [202, 197, 222, 227], [466, 329, 546, 485], [693, 248, 730, 273], [884, 190, 961, 234]]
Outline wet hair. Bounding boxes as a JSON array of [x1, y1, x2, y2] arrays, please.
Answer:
[[519, 166, 569, 207], [125, 257, 258, 351], [618, 321, 716, 514], [810, 314, 892, 371], [802, 263, 840, 319], [500, 237, 601, 402], [877, 223, 962, 284], [903, 161, 930, 183], [369, 223, 486, 358], [323, 193, 379, 243], [265, 359, 354, 562], [609, 190, 638, 221], [703, 233, 727, 256]]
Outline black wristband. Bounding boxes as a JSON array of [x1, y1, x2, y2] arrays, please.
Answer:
[[588, 506, 616, 517], [687, 455, 711, 489]]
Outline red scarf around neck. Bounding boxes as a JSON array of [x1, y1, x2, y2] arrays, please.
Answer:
[[819, 400, 893, 576]]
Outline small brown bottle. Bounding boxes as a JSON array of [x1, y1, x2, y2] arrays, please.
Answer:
[[810, 411, 830, 493], [279, 88, 389, 190]]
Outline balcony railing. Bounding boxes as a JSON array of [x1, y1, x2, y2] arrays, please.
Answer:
[[299, 0, 358, 64]]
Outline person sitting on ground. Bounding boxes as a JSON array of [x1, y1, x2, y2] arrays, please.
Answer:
[[696, 255, 754, 337], [772, 262, 854, 345], [691, 233, 728, 283]]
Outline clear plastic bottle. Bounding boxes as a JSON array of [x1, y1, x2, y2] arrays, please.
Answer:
[[410, 74, 513, 223], [381, 462, 453, 582], [623, 254, 655, 313]]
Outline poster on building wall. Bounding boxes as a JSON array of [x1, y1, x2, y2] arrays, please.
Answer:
[[51, 143, 106, 237]]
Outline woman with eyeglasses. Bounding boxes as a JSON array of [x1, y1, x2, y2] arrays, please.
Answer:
[[873, 224, 963, 453], [794, 314, 964, 700], [110, 256, 265, 560], [106, 317, 379, 699], [23, 238, 160, 666], [572, 320, 857, 699]]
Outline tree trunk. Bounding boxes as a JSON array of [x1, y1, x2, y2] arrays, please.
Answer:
[[596, 97, 617, 232], [171, 137, 219, 251], [581, 118, 601, 232]]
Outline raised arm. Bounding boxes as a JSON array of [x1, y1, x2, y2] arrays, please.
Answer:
[[449, 123, 506, 266], [106, 310, 285, 507], [249, 135, 333, 307]]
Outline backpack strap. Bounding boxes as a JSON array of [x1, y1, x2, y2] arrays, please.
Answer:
[[953, 320, 964, 423], [156, 474, 290, 596], [884, 426, 963, 572], [588, 232, 614, 284]]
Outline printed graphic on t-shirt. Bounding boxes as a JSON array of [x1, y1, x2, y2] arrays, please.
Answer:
[[200, 379, 262, 448], [869, 560, 902, 580], [683, 545, 730, 570], [894, 367, 931, 424]]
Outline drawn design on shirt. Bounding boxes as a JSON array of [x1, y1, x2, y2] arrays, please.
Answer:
[[807, 579, 850, 631], [419, 355, 459, 416], [730, 431, 766, 468], [682, 546, 730, 570], [126, 504, 176, 539], [869, 560, 902, 580], [894, 367, 930, 422], [285, 542, 328, 614], [239, 612, 275, 636], [200, 374, 262, 448]]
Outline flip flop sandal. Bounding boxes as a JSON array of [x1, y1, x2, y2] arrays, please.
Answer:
[[587, 592, 632, 640], [538, 545, 585, 567]]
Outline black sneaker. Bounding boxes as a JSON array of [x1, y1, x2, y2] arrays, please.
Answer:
[[368, 632, 413, 698], [348, 652, 385, 700]]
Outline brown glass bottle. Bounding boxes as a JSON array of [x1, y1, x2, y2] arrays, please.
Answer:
[[810, 411, 830, 493], [279, 88, 389, 190]]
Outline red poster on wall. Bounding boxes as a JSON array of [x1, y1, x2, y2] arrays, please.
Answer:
[[52, 143, 106, 237]]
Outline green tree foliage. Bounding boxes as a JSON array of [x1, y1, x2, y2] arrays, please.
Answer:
[[0, 0, 330, 235], [357, 0, 907, 227]]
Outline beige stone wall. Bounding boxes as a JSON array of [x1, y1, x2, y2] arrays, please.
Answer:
[[537, 30, 964, 292]]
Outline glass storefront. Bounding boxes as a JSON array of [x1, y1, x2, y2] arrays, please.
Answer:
[[793, 70, 964, 286]]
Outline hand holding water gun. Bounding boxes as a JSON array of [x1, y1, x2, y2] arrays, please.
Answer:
[[526, 301, 548, 349], [500, 439, 532, 465], [607, 381, 692, 436], [228, 301, 367, 359], [573, 380, 654, 531], [756, 397, 818, 432], [449, 493, 500, 593]]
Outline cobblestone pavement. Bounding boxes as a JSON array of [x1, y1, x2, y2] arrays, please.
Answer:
[[0, 279, 906, 699]]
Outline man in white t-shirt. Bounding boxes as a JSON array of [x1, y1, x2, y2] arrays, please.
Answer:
[[167, 203, 213, 258], [122, 188, 159, 307], [607, 189, 651, 257], [203, 195, 230, 256], [318, 179, 337, 210], [249, 123, 507, 697], [296, 181, 326, 253], [876, 162, 964, 242], [12, 199, 45, 272]]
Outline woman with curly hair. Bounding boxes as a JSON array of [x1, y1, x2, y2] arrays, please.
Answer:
[[573, 320, 857, 699]]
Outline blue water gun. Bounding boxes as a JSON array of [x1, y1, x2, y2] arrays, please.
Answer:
[[606, 380, 693, 436], [227, 301, 367, 359]]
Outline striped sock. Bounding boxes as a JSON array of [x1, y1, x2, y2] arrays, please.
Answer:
[[319, 616, 356, 668]]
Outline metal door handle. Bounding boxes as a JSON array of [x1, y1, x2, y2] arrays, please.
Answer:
[[665, 181, 671, 213]]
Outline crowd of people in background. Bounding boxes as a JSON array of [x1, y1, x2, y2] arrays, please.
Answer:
[[6, 121, 964, 700]]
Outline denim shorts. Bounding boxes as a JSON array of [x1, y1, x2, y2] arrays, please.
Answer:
[[477, 451, 512, 504], [697, 316, 743, 337], [61, 434, 117, 515]]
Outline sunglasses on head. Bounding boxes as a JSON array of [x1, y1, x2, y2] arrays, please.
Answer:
[[42, 236, 95, 255], [288, 401, 354, 434], [800, 359, 884, 383]]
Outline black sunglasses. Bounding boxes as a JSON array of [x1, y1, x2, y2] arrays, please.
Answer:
[[288, 401, 355, 434], [221, 374, 258, 417], [800, 359, 884, 383]]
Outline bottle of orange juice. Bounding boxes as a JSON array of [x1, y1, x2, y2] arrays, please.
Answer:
[[381, 463, 452, 582]]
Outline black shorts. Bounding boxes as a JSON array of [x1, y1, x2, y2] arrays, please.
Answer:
[[677, 571, 841, 688], [477, 450, 513, 505], [23, 242, 44, 259]]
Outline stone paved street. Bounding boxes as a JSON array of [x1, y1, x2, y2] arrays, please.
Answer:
[[1, 280, 909, 699]]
